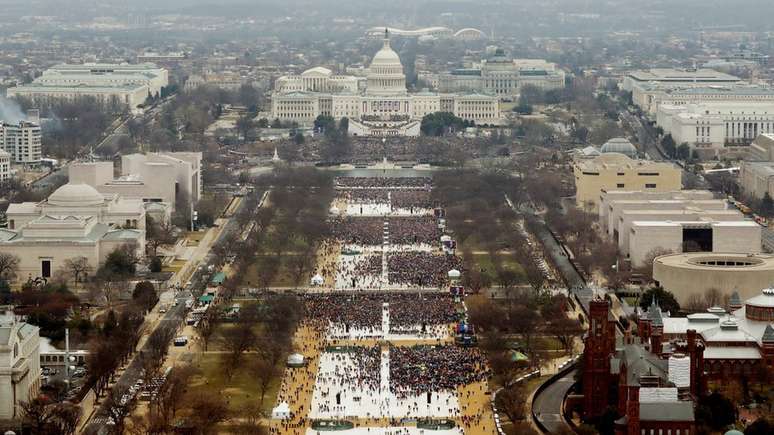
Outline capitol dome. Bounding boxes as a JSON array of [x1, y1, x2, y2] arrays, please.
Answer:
[[371, 41, 401, 67], [366, 29, 406, 96], [47, 183, 104, 207]]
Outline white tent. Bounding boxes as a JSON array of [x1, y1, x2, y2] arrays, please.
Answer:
[[448, 269, 461, 279], [272, 401, 291, 419], [287, 353, 305, 367], [440, 235, 452, 243], [310, 274, 324, 286]]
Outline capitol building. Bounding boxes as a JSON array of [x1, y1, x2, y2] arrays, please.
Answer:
[[270, 31, 501, 136]]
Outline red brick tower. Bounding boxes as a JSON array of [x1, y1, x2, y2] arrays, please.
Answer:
[[626, 386, 640, 435], [583, 299, 616, 419], [686, 329, 705, 397]]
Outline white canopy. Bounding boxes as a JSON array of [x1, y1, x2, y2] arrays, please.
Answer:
[[448, 269, 461, 278], [272, 401, 291, 419], [310, 274, 325, 286], [287, 353, 305, 365], [440, 235, 452, 242]]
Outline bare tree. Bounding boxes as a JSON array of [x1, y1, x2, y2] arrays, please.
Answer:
[[49, 402, 81, 435], [20, 397, 54, 435], [190, 394, 229, 434], [154, 365, 200, 428], [0, 252, 20, 281], [252, 354, 281, 406], [684, 293, 709, 313], [222, 321, 256, 379], [104, 386, 132, 434], [146, 216, 176, 256], [63, 256, 92, 284], [495, 385, 527, 424], [705, 287, 723, 308]]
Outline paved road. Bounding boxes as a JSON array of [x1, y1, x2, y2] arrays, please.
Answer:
[[82, 193, 248, 434], [532, 369, 578, 434]]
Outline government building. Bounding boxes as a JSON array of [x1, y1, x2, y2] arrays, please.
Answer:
[[0, 183, 146, 282], [270, 31, 501, 136], [429, 49, 566, 98], [0, 308, 41, 420], [7, 63, 168, 113]]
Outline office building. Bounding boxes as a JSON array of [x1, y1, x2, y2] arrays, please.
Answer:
[[573, 153, 682, 208], [0, 121, 42, 165], [69, 151, 202, 213]]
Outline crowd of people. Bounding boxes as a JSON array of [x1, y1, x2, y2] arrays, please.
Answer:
[[303, 293, 457, 333], [330, 216, 440, 246], [337, 189, 389, 203], [389, 345, 489, 397], [330, 217, 384, 245], [335, 177, 431, 189], [391, 190, 433, 209], [387, 252, 463, 287], [387, 294, 457, 334], [388, 217, 440, 245], [304, 294, 383, 330]]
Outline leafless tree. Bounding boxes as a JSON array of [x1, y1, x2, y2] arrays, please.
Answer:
[[190, 394, 229, 434], [20, 397, 54, 435], [49, 402, 81, 435], [685, 293, 709, 313], [63, 256, 92, 284], [235, 403, 268, 435], [0, 252, 20, 281], [154, 365, 200, 428], [222, 321, 256, 379], [252, 355, 281, 406], [705, 287, 723, 308], [495, 385, 528, 423], [104, 386, 132, 435], [145, 216, 177, 256]]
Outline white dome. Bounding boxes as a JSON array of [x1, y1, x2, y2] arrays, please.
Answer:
[[48, 183, 104, 207], [372, 45, 401, 66]]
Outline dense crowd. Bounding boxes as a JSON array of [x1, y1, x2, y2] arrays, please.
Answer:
[[387, 294, 457, 333], [387, 252, 463, 287], [335, 177, 431, 189], [391, 189, 433, 209], [330, 216, 440, 246], [304, 294, 383, 330], [388, 217, 440, 245], [337, 189, 389, 203], [389, 345, 489, 396], [304, 294, 457, 333], [330, 217, 384, 245]]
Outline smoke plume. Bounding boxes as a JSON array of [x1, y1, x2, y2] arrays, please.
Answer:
[[0, 96, 26, 123]]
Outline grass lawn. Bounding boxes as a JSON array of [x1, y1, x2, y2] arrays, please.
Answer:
[[240, 254, 310, 288], [182, 352, 283, 417], [162, 259, 187, 273], [471, 253, 526, 284], [532, 336, 565, 352]]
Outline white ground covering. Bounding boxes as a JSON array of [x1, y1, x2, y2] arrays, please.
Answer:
[[306, 427, 462, 435], [334, 253, 383, 290], [309, 349, 460, 419], [326, 304, 449, 341], [343, 202, 432, 217]]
